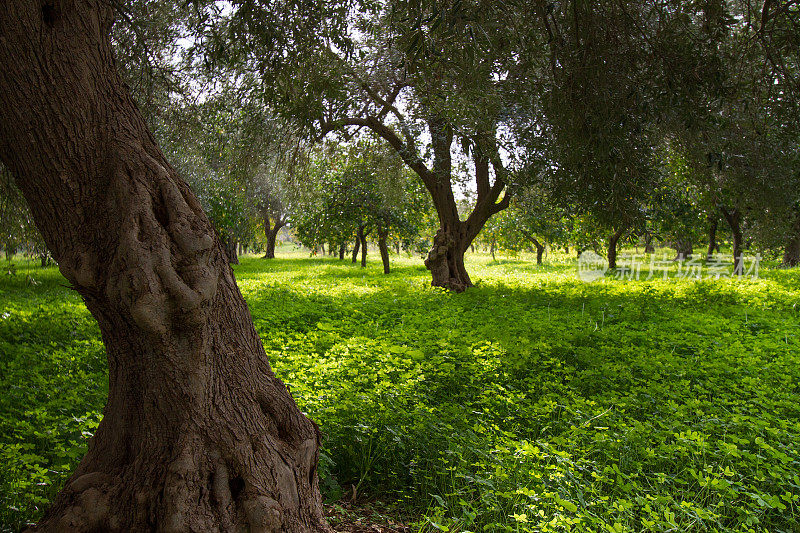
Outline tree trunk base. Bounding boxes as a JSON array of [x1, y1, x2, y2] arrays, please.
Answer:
[[29, 341, 329, 533], [424, 229, 471, 292], [784, 241, 800, 267]]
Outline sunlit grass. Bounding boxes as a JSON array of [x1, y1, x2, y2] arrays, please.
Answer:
[[1, 247, 799, 532]]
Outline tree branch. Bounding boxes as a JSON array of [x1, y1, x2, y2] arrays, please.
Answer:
[[320, 116, 435, 185]]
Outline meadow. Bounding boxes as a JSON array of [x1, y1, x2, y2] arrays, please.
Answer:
[[1, 248, 799, 532]]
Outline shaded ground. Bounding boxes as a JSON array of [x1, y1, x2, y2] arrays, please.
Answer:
[[326, 501, 411, 532]]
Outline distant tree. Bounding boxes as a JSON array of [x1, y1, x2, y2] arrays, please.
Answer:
[[481, 187, 569, 265], [517, 1, 663, 269], [649, 147, 710, 260], [257, 174, 291, 259], [156, 84, 300, 263], [215, 0, 543, 290], [295, 139, 430, 273], [651, 0, 800, 268], [0, 164, 48, 263]]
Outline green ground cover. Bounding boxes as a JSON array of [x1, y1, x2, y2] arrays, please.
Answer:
[[1, 250, 799, 532]]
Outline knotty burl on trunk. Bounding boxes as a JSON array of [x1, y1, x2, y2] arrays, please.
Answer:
[[0, 2, 326, 532]]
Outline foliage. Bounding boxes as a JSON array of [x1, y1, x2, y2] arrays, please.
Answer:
[[479, 187, 571, 258], [210, 0, 532, 271], [2, 252, 799, 532], [293, 140, 433, 254], [0, 167, 42, 262], [0, 264, 105, 531]]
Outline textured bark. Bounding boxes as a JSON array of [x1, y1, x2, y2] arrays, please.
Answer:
[[607, 227, 627, 269], [521, 231, 545, 265], [424, 229, 472, 292], [263, 217, 284, 259], [783, 212, 800, 267], [224, 236, 239, 265], [338, 243, 345, 260], [0, 3, 326, 532], [377, 226, 390, 274], [707, 217, 719, 261], [351, 228, 362, 263], [720, 206, 743, 272], [673, 238, 693, 261], [360, 228, 370, 268]]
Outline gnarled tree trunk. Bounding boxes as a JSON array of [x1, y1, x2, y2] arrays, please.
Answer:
[[224, 236, 239, 265], [607, 227, 627, 269], [354, 114, 508, 291], [720, 206, 743, 273], [673, 238, 693, 261], [420, 120, 509, 291], [360, 228, 370, 268], [707, 216, 718, 261], [424, 226, 473, 292], [377, 225, 390, 274], [263, 217, 284, 259], [0, 2, 326, 532], [784, 210, 800, 267], [351, 227, 362, 263]]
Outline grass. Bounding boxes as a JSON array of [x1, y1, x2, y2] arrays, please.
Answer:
[[1, 246, 799, 532]]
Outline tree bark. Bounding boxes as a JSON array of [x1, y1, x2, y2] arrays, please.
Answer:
[[673, 238, 693, 261], [783, 210, 800, 267], [360, 228, 370, 268], [0, 3, 326, 532], [224, 235, 239, 265], [377, 226, 390, 274], [351, 227, 362, 263], [720, 206, 743, 273], [521, 231, 545, 265], [424, 228, 473, 292], [707, 216, 718, 261], [263, 217, 284, 259], [608, 227, 627, 269], [643, 232, 655, 254], [338, 242, 345, 260]]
